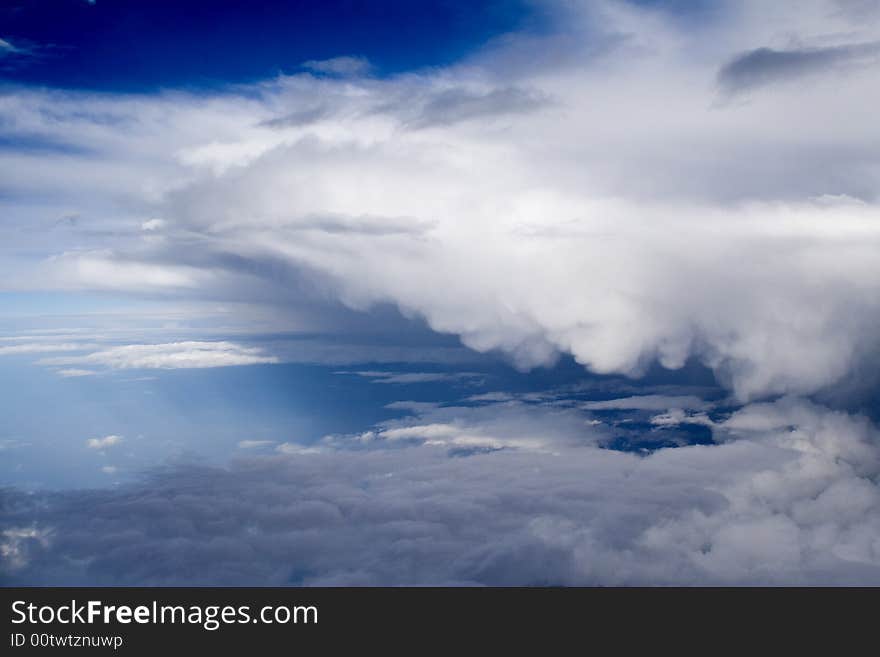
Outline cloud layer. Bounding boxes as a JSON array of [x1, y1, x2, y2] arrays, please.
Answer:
[[38, 341, 279, 370], [3, 397, 880, 585]]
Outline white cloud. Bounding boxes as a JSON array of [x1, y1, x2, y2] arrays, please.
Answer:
[[340, 400, 608, 452], [140, 218, 167, 231], [0, 343, 92, 355], [275, 442, 323, 455], [3, 0, 880, 587], [5, 397, 880, 585], [237, 440, 276, 449], [86, 435, 123, 449], [3, 2, 878, 401], [45, 253, 207, 291], [583, 395, 713, 412], [40, 341, 279, 370], [650, 409, 715, 427], [56, 368, 99, 377]]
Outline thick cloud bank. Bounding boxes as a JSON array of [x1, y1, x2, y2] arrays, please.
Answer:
[[2, 0, 880, 400], [3, 1, 880, 586], [3, 397, 880, 585]]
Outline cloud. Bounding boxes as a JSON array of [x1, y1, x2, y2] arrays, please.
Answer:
[[56, 368, 99, 377], [336, 370, 484, 385], [2, 1, 880, 404], [237, 440, 276, 449], [342, 399, 609, 453], [86, 435, 123, 449], [40, 341, 279, 370], [4, 397, 880, 585], [0, 325, 485, 372], [0, 36, 39, 71], [834, 0, 880, 18], [0, 38, 19, 55], [140, 218, 167, 231], [1, 527, 49, 572], [259, 104, 330, 129], [583, 395, 712, 412], [3, 0, 880, 589], [42, 253, 208, 291], [243, 339, 482, 367], [403, 86, 547, 128], [0, 343, 92, 355], [0, 37, 34, 62], [280, 213, 434, 236], [650, 408, 714, 427], [301, 56, 371, 77], [275, 442, 324, 455], [718, 41, 880, 94]]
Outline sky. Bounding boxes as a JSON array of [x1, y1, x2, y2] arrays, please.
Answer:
[[2, 0, 880, 585]]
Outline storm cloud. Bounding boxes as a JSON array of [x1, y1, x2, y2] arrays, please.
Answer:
[[3, 1, 880, 403]]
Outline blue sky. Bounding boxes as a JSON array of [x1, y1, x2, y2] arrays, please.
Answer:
[[0, 0, 541, 90], [2, 0, 880, 586]]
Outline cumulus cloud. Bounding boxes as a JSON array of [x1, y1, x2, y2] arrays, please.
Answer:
[[3, 1, 879, 403], [3, 397, 880, 585], [40, 341, 279, 370], [3, 0, 880, 589]]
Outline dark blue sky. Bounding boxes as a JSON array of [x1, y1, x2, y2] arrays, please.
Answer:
[[0, 0, 542, 91]]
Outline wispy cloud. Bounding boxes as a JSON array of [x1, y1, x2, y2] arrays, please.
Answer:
[[0, 38, 20, 55], [0, 343, 93, 356], [583, 395, 712, 412], [237, 440, 276, 449], [336, 371, 484, 385], [56, 368, 99, 377], [718, 40, 880, 95], [301, 55, 371, 77], [40, 341, 279, 370]]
